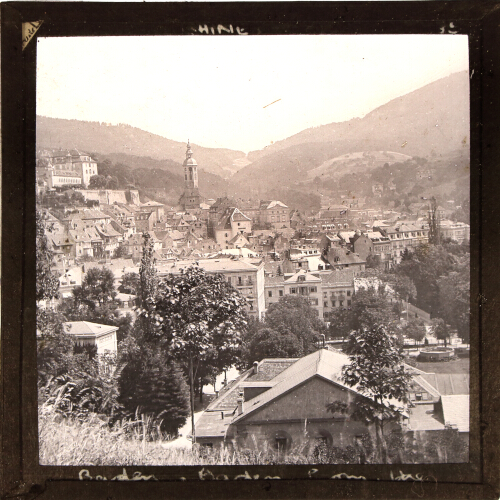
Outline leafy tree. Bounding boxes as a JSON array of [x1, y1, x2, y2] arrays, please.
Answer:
[[115, 244, 131, 259], [88, 174, 108, 189], [36, 210, 60, 302], [118, 272, 140, 295], [239, 327, 303, 368], [149, 266, 247, 443], [395, 244, 456, 315], [332, 325, 412, 463], [365, 253, 383, 270], [350, 288, 400, 334], [431, 318, 451, 346], [402, 318, 426, 344], [37, 309, 75, 386], [264, 295, 326, 353], [72, 267, 117, 309], [437, 257, 470, 343], [327, 307, 352, 342]]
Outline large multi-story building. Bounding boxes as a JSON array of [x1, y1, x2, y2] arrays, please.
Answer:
[[264, 268, 355, 322], [439, 220, 470, 243], [38, 149, 98, 188], [382, 222, 429, 265]]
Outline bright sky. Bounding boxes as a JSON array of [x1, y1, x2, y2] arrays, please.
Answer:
[[37, 35, 468, 153]]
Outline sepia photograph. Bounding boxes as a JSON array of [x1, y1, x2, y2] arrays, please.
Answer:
[[34, 32, 472, 468]]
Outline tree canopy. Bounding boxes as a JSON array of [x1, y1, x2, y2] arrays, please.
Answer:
[[394, 244, 457, 315], [143, 265, 247, 442], [264, 295, 326, 350], [338, 324, 412, 463], [72, 267, 117, 309]]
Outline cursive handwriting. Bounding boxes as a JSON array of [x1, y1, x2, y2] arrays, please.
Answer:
[[390, 470, 424, 482], [79, 468, 157, 481], [198, 468, 280, 480], [331, 473, 366, 480]]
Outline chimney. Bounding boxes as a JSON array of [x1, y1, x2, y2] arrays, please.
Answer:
[[237, 397, 244, 415], [253, 361, 259, 374]]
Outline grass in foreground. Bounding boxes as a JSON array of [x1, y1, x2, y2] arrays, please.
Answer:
[[38, 408, 309, 466]]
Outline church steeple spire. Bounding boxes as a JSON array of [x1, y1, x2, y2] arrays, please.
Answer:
[[179, 140, 202, 210]]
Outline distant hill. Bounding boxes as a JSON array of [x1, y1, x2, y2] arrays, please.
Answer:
[[306, 151, 414, 181], [234, 71, 469, 195], [91, 152, 229, 204], [36, 117, 247, 179]]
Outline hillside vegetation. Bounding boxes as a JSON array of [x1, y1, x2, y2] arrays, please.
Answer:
[[37, 71, 469, 210], [37, 117, 246, 179], [233, 71, 469, 196]]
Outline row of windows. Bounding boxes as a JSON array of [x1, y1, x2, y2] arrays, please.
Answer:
[[55, 177, 81, 184], [228, 275, 254, 286], [324, 299, 351, 308], [323, 290, 351, 297], [389, 231, 426, 239], [270, 216, 287, 222]]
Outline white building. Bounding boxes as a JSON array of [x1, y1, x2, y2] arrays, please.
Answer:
[[63, 321, 118, 355]]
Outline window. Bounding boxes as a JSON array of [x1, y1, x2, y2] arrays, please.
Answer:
[[238, 277, 242, 285], [290, 288, 296, 294], [310, 287, 317, 293], [339, 301, 344, 307], [268, 291, 273, 298], [275, 437, 287, 451], [279, 290, 283, 297], [324, 302, 328, 308], [309, 298, 318, 306], [347, 300, 351, 306], [347, 290, 351, 296]]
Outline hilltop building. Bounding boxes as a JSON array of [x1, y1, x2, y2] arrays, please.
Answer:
[[179, 141, 202, 210], [37, 149, 98, 189]]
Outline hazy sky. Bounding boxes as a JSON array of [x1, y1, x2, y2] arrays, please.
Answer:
[[37, 35, 468, 153]]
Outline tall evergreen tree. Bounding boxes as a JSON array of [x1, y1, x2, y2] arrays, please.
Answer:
[[118, 337, 189, 435], [428, 196, 441, 245], [36, 210, 60, 303], [138, 233, 159, 338]]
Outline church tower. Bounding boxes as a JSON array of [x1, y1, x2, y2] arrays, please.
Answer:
[[179, 141, 202, 211]]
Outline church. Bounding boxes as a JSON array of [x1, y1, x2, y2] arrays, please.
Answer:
[[178, 141, 202, 211]]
